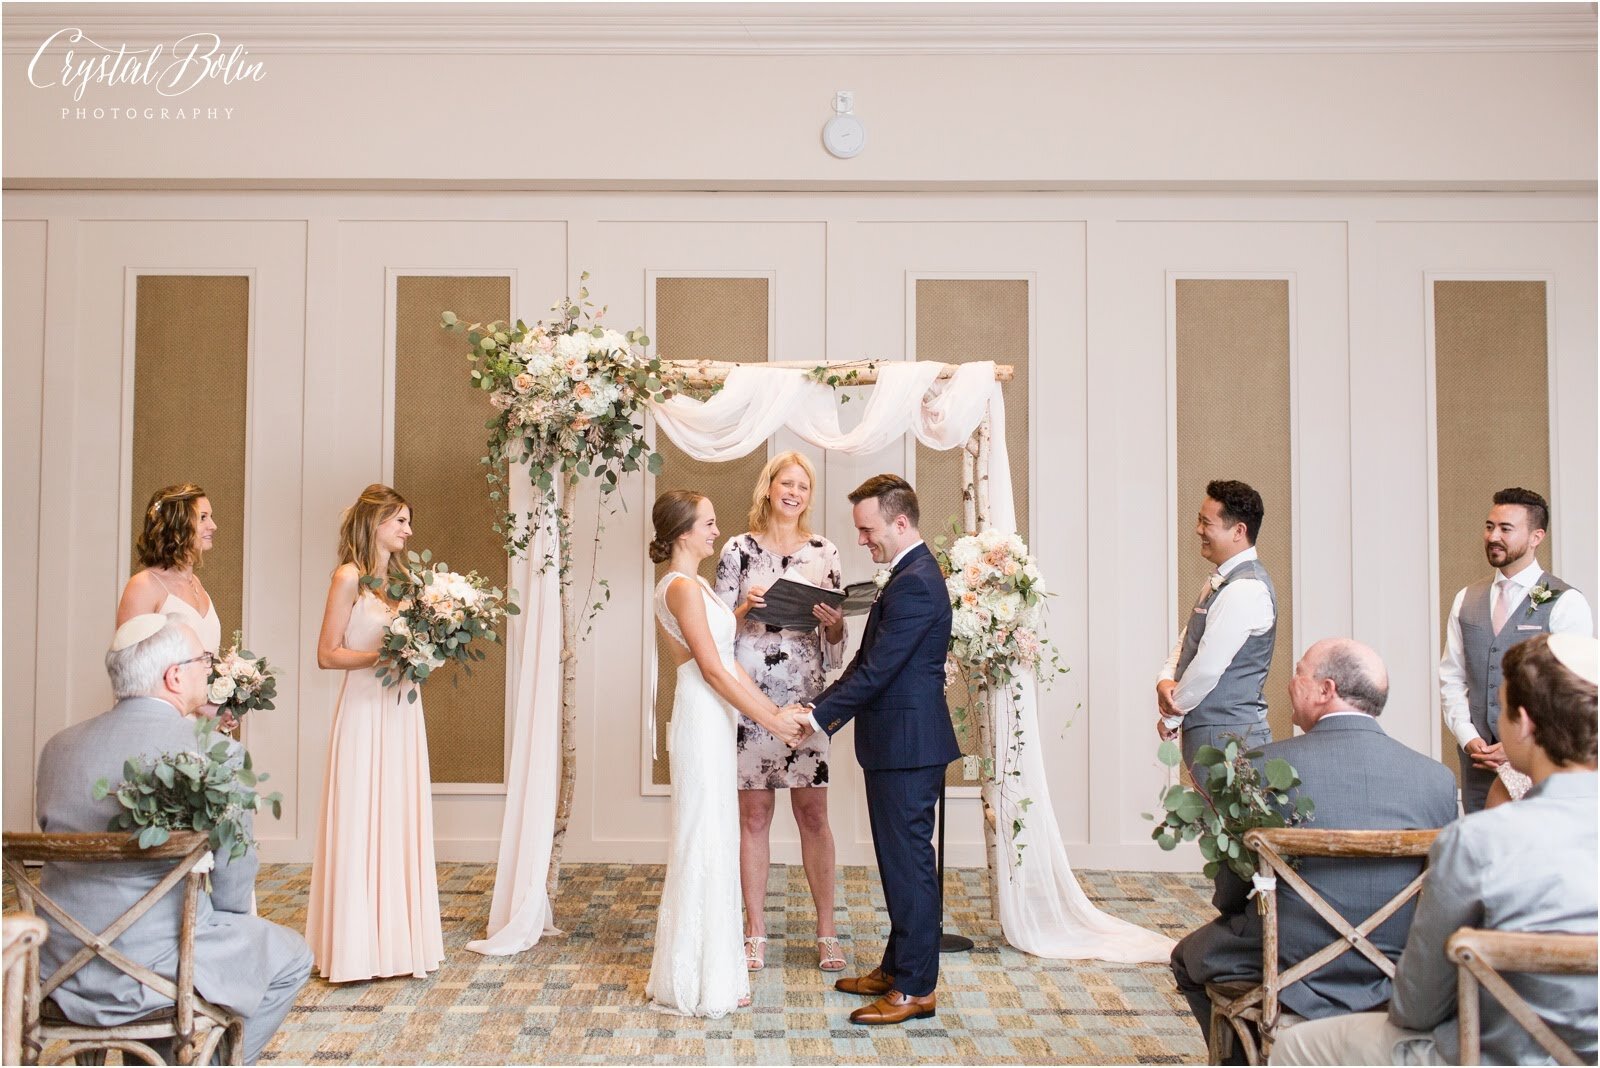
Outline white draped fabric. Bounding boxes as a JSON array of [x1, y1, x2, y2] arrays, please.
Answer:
[[464, 477, 562, 955], [470, 360, 1173, 963]]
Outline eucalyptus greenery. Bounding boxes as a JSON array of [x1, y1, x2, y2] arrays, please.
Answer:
[[807, 361, 878, 402], [92, 720, 282, 860], [1143, 735, 1314, 882]]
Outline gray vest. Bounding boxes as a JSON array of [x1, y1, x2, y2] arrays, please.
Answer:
[[1460, 570, 1573, 743], [1175, 558, 1277, 729]]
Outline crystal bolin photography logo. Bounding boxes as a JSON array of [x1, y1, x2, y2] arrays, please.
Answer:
[[29, 28, 265, 122]]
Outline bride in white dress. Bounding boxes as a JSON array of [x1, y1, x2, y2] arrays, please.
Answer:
[[646, 491, 809, 1018]]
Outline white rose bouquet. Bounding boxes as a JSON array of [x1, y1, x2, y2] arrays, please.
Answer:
[[206, 632, 278, 727], [366, 549, 518, 703], [441, 272, 682, 560]]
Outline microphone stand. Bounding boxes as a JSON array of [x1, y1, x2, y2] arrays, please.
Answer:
[[937, 776, 974, 953]]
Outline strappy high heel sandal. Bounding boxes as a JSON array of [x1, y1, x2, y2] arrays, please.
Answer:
[[744, 935, 767, 971], [817, 936, 846, 972]]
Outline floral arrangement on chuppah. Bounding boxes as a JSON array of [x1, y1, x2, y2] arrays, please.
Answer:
[[936, 527, 1066, 868], [365, 550, 516, 703], [441, 273, 679, 569]]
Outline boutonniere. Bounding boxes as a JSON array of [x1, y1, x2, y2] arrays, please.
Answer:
[[1207, 572, 1224, 592], [872, 568, 893, 600], [1526, 584, 1555, 614]]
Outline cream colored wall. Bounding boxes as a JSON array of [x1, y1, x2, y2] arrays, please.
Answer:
[[2, 8, 1595, 188], [3, 191, 1594, 871]]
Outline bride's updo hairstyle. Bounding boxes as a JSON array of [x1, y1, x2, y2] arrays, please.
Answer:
[[650, 490, 706, 564], [136, 483, 209, 569], [338, 483, 410, 579]]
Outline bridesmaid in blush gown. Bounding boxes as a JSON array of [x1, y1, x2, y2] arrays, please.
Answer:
[[118, 483, 224, 656], [305, 484, 444, 982]]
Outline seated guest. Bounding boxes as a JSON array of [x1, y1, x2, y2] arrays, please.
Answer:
[[1271, 633, 1598, 1065], [34, 615, 312, 1065], [1171, 639, 1458, 1054]]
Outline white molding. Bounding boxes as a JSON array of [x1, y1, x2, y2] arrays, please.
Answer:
[[7, 5, 1594, 56]]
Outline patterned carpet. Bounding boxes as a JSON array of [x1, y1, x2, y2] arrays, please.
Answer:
[[247, 862, 1214, 1065]]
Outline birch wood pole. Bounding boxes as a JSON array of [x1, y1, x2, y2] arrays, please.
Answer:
[[547, 470, 581, 897], [964, 415, 1002, 921]]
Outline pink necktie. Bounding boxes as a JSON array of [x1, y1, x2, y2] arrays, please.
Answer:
[[1492, 578, 1512, 634]]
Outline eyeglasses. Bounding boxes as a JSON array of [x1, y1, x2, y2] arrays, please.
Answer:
[[172, 652, 214, 671]]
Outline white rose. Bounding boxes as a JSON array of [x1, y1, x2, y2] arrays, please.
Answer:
[[389, 617, 411, 637], [207, 676, 236, 704], [564, 356, 590, 380]]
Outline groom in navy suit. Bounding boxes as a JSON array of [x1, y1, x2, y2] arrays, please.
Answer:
[[799, 474, 960, 1025]]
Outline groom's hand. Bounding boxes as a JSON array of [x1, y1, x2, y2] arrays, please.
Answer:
[[776, 705, 814, 747]]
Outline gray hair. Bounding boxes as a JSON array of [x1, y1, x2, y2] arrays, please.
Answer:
[[1314, 640, 1389, 717], [105, 616, 194, 699]]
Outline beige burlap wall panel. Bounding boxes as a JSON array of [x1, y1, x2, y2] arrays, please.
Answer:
[[914, 278, 1032, 785], [1434, 280, 1551, 780], [1174, 279, 1295, 742], [394, 276, 510, 784], [131, 275, 249, 642], [652, 277, 771, 786]]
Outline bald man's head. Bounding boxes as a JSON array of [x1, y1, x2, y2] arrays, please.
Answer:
[[1306, 638, 1389, 717]]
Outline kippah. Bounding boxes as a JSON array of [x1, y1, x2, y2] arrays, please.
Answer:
[[111, 613, 168, 652], [1547, 633, 1599, 687]]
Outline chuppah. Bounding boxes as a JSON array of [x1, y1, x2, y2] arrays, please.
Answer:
[[443, 289, 1172, 972]]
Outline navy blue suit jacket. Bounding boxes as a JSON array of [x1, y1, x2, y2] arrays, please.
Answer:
[[811, 542, 960, 771]]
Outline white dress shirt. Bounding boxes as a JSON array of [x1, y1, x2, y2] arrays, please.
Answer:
[[804, 539, 925, 733], [1439, 561, 1595, 749], [1158, 546, 1276, 714]]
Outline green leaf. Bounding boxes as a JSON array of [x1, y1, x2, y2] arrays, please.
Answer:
[[1156, 740, 1181, 767], [137, 824, 169, 849], [1193, 744, 1226, 767], [1264, 758, 1296, 792]]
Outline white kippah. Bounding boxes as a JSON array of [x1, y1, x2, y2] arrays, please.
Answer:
[[1547, 633, 1600, 687], [111, 613, 168, 652]]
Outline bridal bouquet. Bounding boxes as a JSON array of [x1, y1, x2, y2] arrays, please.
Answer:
[[206, 632, 278, 725], [938, 528, 1060, 693], [442, 273, 680, 557], [93, 719, 282, 860], [367, 549, 517, 703]]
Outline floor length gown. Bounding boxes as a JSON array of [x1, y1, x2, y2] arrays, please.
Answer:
[[305, 589, 444, 981], [645, 573, 750, 1017]]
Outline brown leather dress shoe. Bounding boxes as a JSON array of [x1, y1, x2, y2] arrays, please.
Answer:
[[834, 967, 894, 996], [849, 989, 936, 1025]]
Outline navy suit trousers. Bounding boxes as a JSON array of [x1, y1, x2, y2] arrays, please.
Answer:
[[864, 763, 946, 998]]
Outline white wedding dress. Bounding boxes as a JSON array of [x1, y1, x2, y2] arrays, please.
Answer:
[[645, 573, 750, 1018]]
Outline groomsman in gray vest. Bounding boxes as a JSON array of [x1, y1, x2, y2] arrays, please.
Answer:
[[1440, 487, 1593, 812], [1157, 480, 1277, 774]]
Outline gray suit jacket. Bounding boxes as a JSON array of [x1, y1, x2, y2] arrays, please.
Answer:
[[34, 697, 289, 1023], [1389, 770, 1597, 1064], [1173, 714, 1459, 1019]]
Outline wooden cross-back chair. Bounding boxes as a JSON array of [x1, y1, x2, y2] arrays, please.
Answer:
[[1447, 927, 1599, 1066], [2, 831, 243, 1066], [4, 913, 49, 1064], [1204, 827, 1442, 1066]]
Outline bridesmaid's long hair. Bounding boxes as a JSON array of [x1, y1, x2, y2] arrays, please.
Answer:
[[650, 490, 706, 564], [747, 450, 817, 537], [136, 483, 208, 569], [337, 484, 410, 579]]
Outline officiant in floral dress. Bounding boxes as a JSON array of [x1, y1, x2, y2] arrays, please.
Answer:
[[714, 451, 849, 972]]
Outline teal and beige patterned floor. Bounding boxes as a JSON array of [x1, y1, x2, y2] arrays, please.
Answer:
[[249, 862, 1213, 1065]]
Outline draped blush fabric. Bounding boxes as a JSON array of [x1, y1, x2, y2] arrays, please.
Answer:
[[464, 473, 562, 956], [474, 360, 1173, 962]]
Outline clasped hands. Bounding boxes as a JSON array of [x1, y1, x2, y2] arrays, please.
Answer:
[[1464, 737, 1508, 771], [771, 703, 817, 748]]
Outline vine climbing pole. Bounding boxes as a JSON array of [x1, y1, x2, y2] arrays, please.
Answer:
[[962, 412, 1002, 921]]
